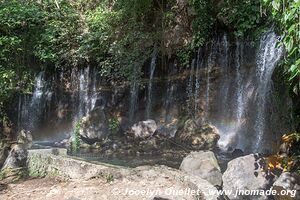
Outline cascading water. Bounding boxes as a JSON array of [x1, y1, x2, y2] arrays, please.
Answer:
[[194, 48, 202, 115], [76, 67, 99, 121], [186, 59, 195, 117], [204, 42, 217, 121], [146, 47, 158, 119], [217, 40, 244, 150], [17, 71, 53, 136], [90, 67, 98, 110], [215, 32, 284, 152], [235, 41, 245, 124], [253, 32, 283, 152], [129, 65, 140, 123], [17, 95, 31, 131], [29, 72, 45, 129], [218, 34, 230, 120], [78, 67, 89, 119], [15, 31, 289, 154], [164, 60, 177, 122]]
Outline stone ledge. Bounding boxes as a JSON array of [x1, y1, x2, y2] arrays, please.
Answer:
[[27, 148, 219, 200], [27, 149, 130, 180]]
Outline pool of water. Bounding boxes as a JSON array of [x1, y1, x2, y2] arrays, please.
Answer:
[[69, 151, 186, 169], [32, 141, 237, 171]]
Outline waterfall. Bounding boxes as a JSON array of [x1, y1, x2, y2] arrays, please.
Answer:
[[253, 32, 283, 152], [186, 59, 195, 117], [78, 67, 89, 119], [194, 48, 202, 115], [204, 42, 217, 121], [76, 67, 99, 121], [29, 72, 47, 130], [17, 71, 53, 133], [217, 40, 246, 150], [146, 47, 158, 119], [14, 31, 287, 152], [216, 32, 283, 152], [90, 67, 98, 110], [17, 95, 31, 131], [164, 60, 177, 122], [235, 40, 245, 125], [219, 34, 230, 119], [129, 65, 140, 123]]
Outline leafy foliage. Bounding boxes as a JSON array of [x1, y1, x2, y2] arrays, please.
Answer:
[[218, 0, 264, 37], [189, 0, 215, 47], [267, 133, 300, 174], [263, 0, 300, 94], [108, 117, 120, 135], [71, 120, 81, 153]]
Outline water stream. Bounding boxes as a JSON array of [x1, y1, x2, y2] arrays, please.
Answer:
[[146, 47, 158, 119]]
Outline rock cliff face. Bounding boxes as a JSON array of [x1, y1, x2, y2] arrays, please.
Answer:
[[14, 32, 292, 154]]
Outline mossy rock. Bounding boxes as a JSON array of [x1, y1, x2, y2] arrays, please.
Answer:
[[0, 167, 28, 183]]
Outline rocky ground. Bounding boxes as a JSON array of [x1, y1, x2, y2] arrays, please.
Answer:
[[0, 175, 196, 200]]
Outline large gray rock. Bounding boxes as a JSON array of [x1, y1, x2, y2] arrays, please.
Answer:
[[177, 120, 220, 150], [223, 154, 273, 200], [180, 151, 222, 186], [128, 120, 157, 139], [273, 172, 300, 200], [156, 122, 178, 138], [0, 140, 9, 169], [1, 144, 28, 170], [80, 107, 108, 141], [17, 130, 33, 149]]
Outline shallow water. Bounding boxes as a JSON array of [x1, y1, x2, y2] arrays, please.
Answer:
[[32, 141, 238, 171], [70, 152, 184, 169]]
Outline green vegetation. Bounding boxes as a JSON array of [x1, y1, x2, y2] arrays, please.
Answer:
[[71, 120, 81, 153], [108, 117, 120, 135], [263, 0, 300, 94], [0, 1, 300, 157], [262, 1, 300, 159], [218, 0, 265, 38], [105, 173, 114, 183], [0, 0, 270, 119]]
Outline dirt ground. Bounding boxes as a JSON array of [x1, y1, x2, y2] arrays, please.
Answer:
[[0, 176, 195, 200]]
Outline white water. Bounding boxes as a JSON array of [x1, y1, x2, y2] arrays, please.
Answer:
[[253, 32, 283, 152], [164, 60, 177, 122], [78, 67, 89, 119], [76, 67, 99, 121], [17, 31, 287, 153], [187, 59, 195, 117], [17, 71, 53, 132], [204, 42, 217, 121], [194, 48, 202, 114], [219, 34, 230, 119], [146, 47, 158, 119], [235, 41, 244, 124], [29, 72, 48, 130], [129, 65, 140, 122]]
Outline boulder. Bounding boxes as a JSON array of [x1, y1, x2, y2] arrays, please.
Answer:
[[273, 172, 300, 200], [79, 107, 109, 142], [1, 144, 28, 170], [180, 151, 222, 186], [0, 140, 9, 169], [17, 130, 33, 149], [156, 123, 178, 138], [223, 154, 274, 200], [177, 119, 220, 150], [128, 120, 157, 139], [138, 138, 158, 151]]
